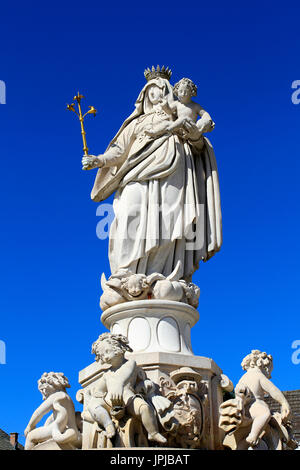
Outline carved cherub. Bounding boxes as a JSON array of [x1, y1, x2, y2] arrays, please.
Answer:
[[219, 350, 293, 450], [100, 263, 200, 310], [235, 350, 291, 447], [100, 271, 158, 310], [87, 333, 168, 444], [24, 372, 82, 450], [144, 78, 214, 139], [120, 273, 152, 299]]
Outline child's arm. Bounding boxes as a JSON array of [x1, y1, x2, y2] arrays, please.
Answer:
[[91, 374, 108, 397], [114, 359, 137, 385], [24, 396, 54, 435], [106, 359, 137, 406], [159, 95, 178, 116], [259, 375, 291, 420], [196, 105, 215, 133]]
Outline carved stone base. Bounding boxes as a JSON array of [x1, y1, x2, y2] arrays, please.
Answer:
[[78, 352, 228, 450], [101, 300, 199, 355], [76, 300, 232, 450]]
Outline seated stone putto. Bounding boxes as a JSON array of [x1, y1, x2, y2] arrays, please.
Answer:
[[219, 350, 298, 450], [24, 372, 82, 450], [78, 333, 177, 448]]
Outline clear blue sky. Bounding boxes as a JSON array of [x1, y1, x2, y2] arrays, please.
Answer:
[[0, 0, 299, 445]]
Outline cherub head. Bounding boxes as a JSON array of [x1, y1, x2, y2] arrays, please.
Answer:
[[121, 274, 150, 298], [173, 78, 197, 101], [241, 350, 273, 378], [92, 333, 133, 365], [38, 372, 70, 400]]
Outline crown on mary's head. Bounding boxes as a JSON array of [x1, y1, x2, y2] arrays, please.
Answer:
[[144, 65, 172, 82]]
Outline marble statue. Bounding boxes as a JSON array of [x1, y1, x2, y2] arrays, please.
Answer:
[[79, 333, 177, 448], [81, 66, 222, 306], [25, 67, 297, 452], [219, 350, 298, 450], [24, 372, 82, 450]]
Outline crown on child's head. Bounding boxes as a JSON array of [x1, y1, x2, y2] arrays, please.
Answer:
[[144, 65, 172, 82]]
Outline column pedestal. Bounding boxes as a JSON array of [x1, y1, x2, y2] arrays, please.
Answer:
[[77, 300, 229, 450], [101, 300, 199, 355]]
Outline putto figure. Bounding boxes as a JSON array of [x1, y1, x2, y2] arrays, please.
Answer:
[[82, 66, 222, 287], [24, 372, 82, 450], [219, 350, 297, 450], [84, 333, 175, 445], [237, 350, 290, 446]]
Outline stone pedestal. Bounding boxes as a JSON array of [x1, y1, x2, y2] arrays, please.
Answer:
[[78, 350, 226, 450], [78, 300, 229, 450], [101, 300, 199, 355]]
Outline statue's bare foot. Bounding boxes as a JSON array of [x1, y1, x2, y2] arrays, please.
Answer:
[[246, 433, 259, 447], [148, 432, 167, 444], [105, 423, 116, 439]]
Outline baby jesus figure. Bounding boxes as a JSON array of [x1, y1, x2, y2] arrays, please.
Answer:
[[24, 372, 82, 450], [144, 77, 214, 139]]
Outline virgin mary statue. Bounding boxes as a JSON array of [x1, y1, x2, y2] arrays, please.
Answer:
[[82, 67, 222, 284]]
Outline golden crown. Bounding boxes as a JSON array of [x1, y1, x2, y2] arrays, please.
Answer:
[[144, 65, 172, 82]]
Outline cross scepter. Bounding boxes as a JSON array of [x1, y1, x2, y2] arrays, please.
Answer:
[[67, 92, 97, 165]]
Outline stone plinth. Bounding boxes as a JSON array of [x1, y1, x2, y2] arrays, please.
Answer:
[[77, 300, 228, 449], [101, 300, 199, 355], [78, 352, 226, 450]]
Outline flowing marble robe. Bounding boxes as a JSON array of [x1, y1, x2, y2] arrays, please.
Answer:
[[91, 78, 222, 281]]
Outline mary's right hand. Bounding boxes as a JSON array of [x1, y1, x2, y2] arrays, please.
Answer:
[[82, 155, 104, 170]]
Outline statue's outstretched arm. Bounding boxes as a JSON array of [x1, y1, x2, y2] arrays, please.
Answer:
[[98, 143, 127, 167], [82, 143, 126, 170], [82, 120, 133, 170], [25, 397, 53, 432]]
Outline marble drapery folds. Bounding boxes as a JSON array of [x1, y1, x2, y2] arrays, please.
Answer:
[[91, 78, 222, 281]]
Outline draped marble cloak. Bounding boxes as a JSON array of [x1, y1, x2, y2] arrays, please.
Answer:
[[91, 78, 222, 281]]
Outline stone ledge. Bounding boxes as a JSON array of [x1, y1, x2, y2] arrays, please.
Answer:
[[79, 352, 222, 386]]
